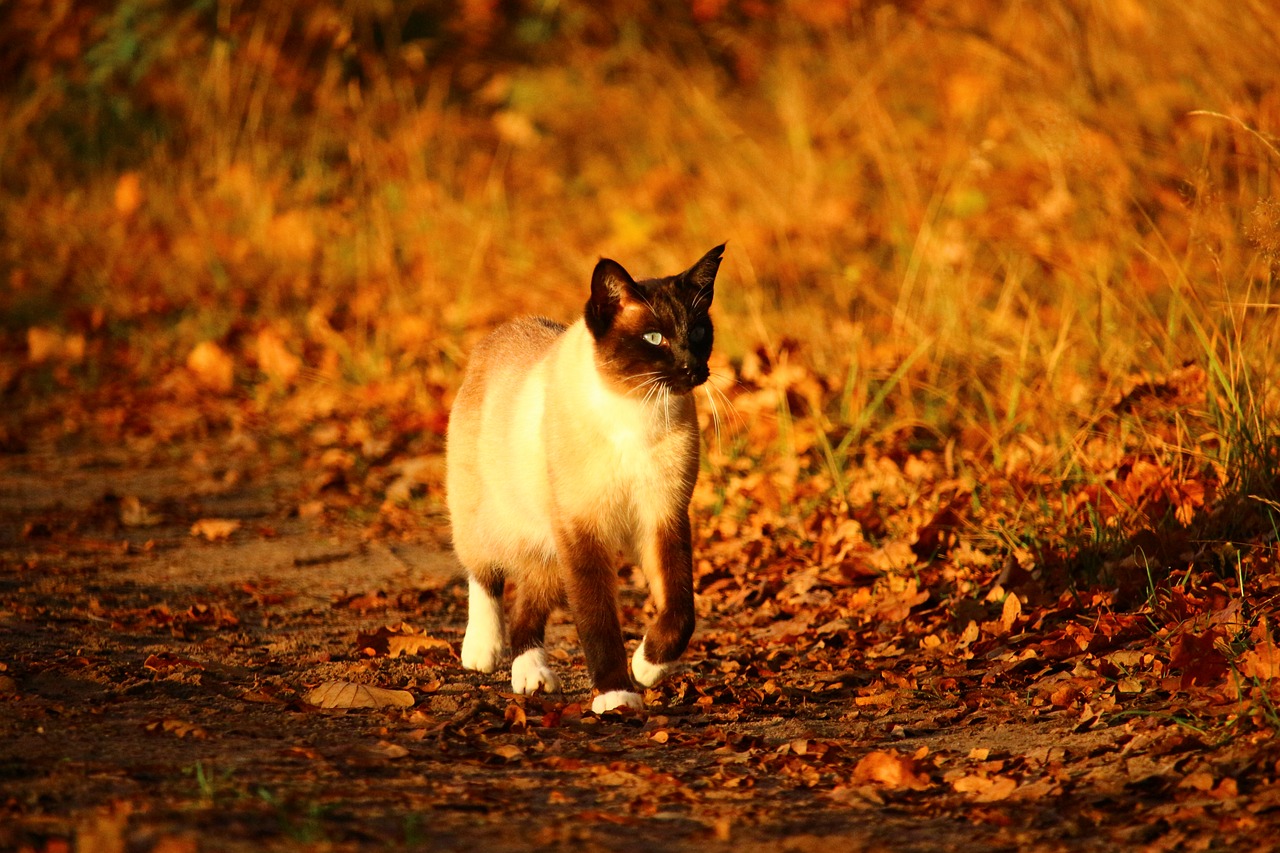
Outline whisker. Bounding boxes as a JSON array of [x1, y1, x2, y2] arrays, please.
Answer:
[[625, 371, 664, 396], [700, 385, 722, 452], [704, 374, 744, 433]]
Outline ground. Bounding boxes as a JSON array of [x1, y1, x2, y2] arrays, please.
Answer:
[[2, 432, 1276, 853]]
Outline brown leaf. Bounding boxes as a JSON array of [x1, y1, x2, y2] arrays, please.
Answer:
[[254, 328, 301, 385], [850, 749, 930, 790], [143, 653, 205, 672], [1241, 619, 1280, 682], [504, 703, 528, 732], [365, 740, 410, 760], [952, 774, 1018, 801], [1169, 630, 1228, 688], [489, 743, 524, 762], [186, 341, 234, 393], [356, 622, 452, 658], [190, 518, 242, 541], [144, 719, 208, 739], [120, 496, 162, 527], [304, 680, 414, 709], [114, 172, 142, 216]]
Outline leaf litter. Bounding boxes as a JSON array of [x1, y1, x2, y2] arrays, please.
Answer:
[[4, 356, 1280, 851]]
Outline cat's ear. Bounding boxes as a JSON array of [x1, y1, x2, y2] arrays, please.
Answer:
[[680, 243, 725, 307], [586, 257, 636, 339]]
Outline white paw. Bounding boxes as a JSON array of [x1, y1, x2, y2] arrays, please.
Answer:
[[592, 690, 643, 714], [510, 647, 561, 694], [461, 630, 503, 673], [631, 638, 672, 688]]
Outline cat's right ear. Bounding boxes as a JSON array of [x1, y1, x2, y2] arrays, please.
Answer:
[[586, 258, 635, 339]]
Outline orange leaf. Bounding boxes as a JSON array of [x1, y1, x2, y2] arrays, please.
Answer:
[[190, 518, 241, 541], [186, 341, 234, 393], [850, 750, 930, 790]]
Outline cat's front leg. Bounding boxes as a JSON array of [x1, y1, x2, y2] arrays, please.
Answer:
[[557, 525, 643, 713], [633, 513, 696, 688], [460, 575, 506, 673]]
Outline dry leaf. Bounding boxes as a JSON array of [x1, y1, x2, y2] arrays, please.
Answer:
[[255, 328, 301, 385], [190, 518, 242, 541], [504, 703, 528, 731], [850, 750, 930, 790], [366, 740, 410, 760], [187, 341, 234, 393], [143, 653, 204, 671], [145, 719, 208, 739], [1240, 620, 1280, 682], [356, 623, 452, 658], [304, 680, 414, 709], [952, 774, 1018, 801], [121, 496, 162, 527], [489, 743, 524, 762], [115, 171, 142, 216]]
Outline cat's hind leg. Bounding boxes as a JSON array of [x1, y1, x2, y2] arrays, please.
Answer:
[[557, 526, 643, 712], [508, 574, 561, 694], [460, 574, 506, 673]]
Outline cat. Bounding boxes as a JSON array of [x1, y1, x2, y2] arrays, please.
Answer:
[[446, 244, 724, 713]]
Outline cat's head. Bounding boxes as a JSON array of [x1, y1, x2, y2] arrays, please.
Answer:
[[584, 244, 724, 396]]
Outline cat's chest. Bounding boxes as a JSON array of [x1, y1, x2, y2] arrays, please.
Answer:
[[548, 391, 694, 508]]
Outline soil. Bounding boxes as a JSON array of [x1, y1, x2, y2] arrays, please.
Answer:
[[1, 435, 1273, 852]]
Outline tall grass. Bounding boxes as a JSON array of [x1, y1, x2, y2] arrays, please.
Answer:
[[1, 1, 1276, 548]]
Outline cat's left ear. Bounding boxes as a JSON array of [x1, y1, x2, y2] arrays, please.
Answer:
[[680, 243, 726, 306], [586, 257, 636, 339]]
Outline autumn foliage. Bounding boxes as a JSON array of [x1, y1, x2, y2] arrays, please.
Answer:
[[3, 0, 1280, 849]]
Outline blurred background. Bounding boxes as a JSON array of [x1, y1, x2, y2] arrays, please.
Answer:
[[2, 0, 1277, 554]]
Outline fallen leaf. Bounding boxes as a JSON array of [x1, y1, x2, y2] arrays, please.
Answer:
[[255, 328, 301, 385], [1240, 620, 1280, 682], [356, 622, 452, 658], [366, 740, 410, 760], [1179, 771, 1215, 792], [489, 743, 524, 762], [115, 171, 142, 215], [952, 774, 1018, 801], [187, 341, 235, 393], [850, 749, 930, 790], [120, 496, 162, 527], [504, 703, 528, 731], [190, 518, 242, 541], [143, 653, 205, 672], [144, 719, 208, 739], [1169, 630, 1228, 688], [304, 680, 414, 709]]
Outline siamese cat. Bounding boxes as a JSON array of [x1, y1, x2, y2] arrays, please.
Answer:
[[446, 245, 724, 713]]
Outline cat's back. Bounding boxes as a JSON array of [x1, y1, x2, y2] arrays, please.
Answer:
[[447, 315, 565, 460], [451, 315, 565, 412]]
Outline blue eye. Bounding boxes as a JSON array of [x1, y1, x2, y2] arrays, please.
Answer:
[[642, 331, 664, 345]]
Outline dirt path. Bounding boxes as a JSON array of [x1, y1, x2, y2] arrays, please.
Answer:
[[1, 436, 1274, 852]]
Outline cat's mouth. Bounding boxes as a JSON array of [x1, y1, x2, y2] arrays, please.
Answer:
[[663, 367, 709, 394]]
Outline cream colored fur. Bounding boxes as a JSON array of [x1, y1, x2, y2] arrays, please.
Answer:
[[447, 317, 699, 601]]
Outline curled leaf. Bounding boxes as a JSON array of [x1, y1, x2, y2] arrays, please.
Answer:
[[304, 680, 414, 709]]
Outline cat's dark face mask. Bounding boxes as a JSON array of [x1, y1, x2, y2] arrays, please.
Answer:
[[585, 245, 724, 397]]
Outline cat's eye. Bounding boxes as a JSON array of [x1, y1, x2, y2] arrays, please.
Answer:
[[642, 331, 665, 346], [689, 325, 707, 343]]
